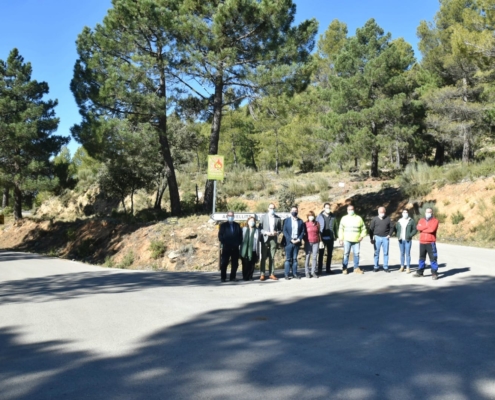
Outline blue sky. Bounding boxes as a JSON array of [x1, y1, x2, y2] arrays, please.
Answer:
[[0, 0, 440, 155]]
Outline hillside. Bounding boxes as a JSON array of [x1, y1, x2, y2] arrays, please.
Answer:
[[2, 170, 495, 271]]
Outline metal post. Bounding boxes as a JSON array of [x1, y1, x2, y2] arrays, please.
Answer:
[[212, 180, 217, 214]]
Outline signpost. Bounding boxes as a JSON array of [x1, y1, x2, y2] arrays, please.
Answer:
[[210, 212, 291, 222], [207, 155, 225, 215]]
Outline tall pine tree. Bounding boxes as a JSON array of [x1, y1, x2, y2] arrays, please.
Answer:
[[71, 0, 183, 215], [173, 0, 318, 211], [321, 19, 416, 176], [0, 49, 67, 220]]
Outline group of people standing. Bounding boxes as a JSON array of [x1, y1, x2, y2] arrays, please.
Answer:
[[218, 202, 440, 282]]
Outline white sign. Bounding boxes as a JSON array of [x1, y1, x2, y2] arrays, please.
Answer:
[[210, 212, 292, 222], [338, 182, 345, 188]]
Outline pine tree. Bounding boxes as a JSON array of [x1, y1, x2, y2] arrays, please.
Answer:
[[417, 0, 493, 163], [173, 0, 318, 211], [0, 49, 67, 219], [321, 19, 416, 176], [71, 0, 183, 215]]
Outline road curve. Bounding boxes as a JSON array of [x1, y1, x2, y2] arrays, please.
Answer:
[[1, 240, 494, 400]]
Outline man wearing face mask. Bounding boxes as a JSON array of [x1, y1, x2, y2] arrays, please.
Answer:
[[282, 206, 306, 280], [259, 203, 282, 281], [369, 206, 393, 273], [393, 209, 417, 273], [414, 207, 440, 280], [218, 211, 243, 282], [316, 203, 338, 275], [338, 205, 367, 274]]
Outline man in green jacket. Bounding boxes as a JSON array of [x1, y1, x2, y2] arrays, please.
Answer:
[[338, 205, 367, 274]]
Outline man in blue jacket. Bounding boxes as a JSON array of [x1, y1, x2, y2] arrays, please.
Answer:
[[218, 211, 243, 282], [282, 206, 306, 280]]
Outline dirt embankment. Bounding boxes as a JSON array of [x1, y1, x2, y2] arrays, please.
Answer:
[[2, 177, 495, 270]]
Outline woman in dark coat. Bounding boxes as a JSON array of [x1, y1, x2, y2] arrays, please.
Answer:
[[241, 216, 261, 281]]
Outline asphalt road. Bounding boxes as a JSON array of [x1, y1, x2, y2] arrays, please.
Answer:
[[1, 240, 495, 400]]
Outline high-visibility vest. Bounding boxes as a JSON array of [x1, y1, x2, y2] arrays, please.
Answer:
[[338, 214, 367, 242]]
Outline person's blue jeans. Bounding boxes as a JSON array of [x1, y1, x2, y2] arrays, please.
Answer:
[[373, 236, 389, 270], [284, 243, 300, 276], [343, 241, 360, 269], [398, 239, 412, 268]]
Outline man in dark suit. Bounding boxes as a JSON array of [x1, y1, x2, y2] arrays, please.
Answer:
[[259, 203, 282, 281], [282, 206, 306, 280], [218, 211, 243, 282]]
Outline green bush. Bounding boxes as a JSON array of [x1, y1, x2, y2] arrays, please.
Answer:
[[227, 199, 248, 212], [1, 206, 13, 215], [104, 256, 116, 268], [277, 188, 296, 212], [469, 158, 495, 178], [66, 227, 77, 242], [319, 191, 330, 203], [451, 211, 465, 225], [445, 167, 466, 184], [288, 182, 305, 197], [76, 239, 92, 258], [315, 176, 329, 192], [475, 200, 495, 241], [416, 202, 447, 223], [304, 182, 318, 195], [149, 240, 167, 259], [34, 191, 53, 208], [118, 251, 135, 269], [180, 192, 199, 215], [255, 201, 270, 212], [398, 163, 442, 198]]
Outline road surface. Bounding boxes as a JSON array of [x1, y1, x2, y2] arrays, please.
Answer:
[[1, 240, 495, 400]]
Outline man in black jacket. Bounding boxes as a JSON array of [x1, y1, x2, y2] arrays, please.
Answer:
[[218, 211, 243, 282], [369, 206, 393, 273]]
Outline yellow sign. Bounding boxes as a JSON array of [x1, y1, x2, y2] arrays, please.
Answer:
[[207, 155, 225, 181]]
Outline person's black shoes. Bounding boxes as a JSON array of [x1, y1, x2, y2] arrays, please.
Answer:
[[413, 271, 423, 278], [221, 279, 226, 282], [374, 269, 379, 273], [293, 274, 301, 280], [229, 278, 238, 282], [385, 269, 390, 273]]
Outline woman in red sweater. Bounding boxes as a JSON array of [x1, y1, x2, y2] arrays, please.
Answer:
[[304, 211, 322, 278]]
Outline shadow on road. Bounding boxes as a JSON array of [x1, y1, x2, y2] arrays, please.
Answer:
[[1, 276, 495, 399]]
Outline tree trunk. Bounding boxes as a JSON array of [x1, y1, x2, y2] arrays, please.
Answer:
[[370, 122, 379, 177], [461, 78, 471, 164], [275, 128, 279, 175], [232, 138, 238, 166], [204, 77, 224, 212], [371, 146, 379, 177], [462, 128, 471, 164], [13, 185, 22, 220], [396, 141, 401, 169], [158, 70, 181, 216], [121, 198, 127, 215], [251, 151, 258, 172], [154, 171, 167, 210], [434, 142, 445, 166], [2, 187, 9, 208]]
